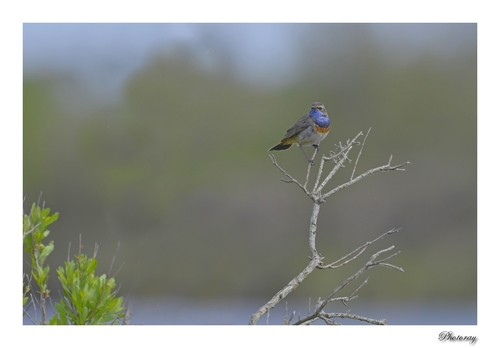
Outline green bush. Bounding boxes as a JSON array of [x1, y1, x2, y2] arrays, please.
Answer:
[[23, 201, 127, 325]]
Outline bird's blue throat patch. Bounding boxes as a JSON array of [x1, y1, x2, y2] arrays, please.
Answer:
[[310, 109, 330, 128]]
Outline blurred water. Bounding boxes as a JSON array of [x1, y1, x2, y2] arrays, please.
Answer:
[[23, 297, 476, 325]]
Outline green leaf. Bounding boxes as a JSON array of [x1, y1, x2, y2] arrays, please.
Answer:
[[39, 243, 54, 261]]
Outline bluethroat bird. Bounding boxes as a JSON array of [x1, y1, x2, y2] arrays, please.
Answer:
[[269, 102, 330, 164]]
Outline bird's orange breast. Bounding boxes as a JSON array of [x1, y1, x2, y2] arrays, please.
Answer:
[[314, 124, 330, 134]]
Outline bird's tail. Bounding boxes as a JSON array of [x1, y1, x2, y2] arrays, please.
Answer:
[[269, 143, 292, 151]]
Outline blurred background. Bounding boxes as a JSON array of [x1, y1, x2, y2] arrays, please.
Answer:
[[23, 23, 476, 324]]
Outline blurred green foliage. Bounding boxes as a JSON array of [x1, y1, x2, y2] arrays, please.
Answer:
[[23, 25, 476, 302]]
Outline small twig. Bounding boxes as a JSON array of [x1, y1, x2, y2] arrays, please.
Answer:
[[313, 132, 364, 193], [314, 142, 358, 194], [67, 242, 71, 263], [351, 127, 371, 181], [78, 234, 83, 256], [284, 307, 295, 325], [22, 222, 41, 238], [319, 228, 401, 269], [109, 241, 120, 276], [321, 311, 387, 325], [318, 313, 339, 325], [322, 157, 410, 200], [319, 246, 368, 269], [367, 247, 404, 272], [269, 154, 311, 197], [329, 277, 369, 305], [304, 147, 319, 188], [123, 307, 132, 325], [24, 293, 37, 324]]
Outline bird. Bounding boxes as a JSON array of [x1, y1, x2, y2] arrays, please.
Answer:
[[269, 102, 330, 164]]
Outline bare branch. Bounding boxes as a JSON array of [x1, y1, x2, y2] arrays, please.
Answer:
[[314, 148, 353, 194], [321, 311, 387, 325], [253, 130, 408, 325], [304, 147, 319, 188], [269, 154, 311, 198], [249, 201, 323, 325], [328, 277, 369, 306], [319, 228, 402, 269], [313, 132, 364, 193], [322, 157, 410, 200], [248, 254, 321, 325], [367, 247, 405, 272], [318, 313, 339, 325], [294, 245, 402, 325]]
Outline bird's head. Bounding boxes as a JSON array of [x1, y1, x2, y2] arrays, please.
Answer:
[[310, 102, 327, 116]]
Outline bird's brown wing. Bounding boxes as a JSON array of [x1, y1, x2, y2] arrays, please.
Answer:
[[280, 114, 313, 140]]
